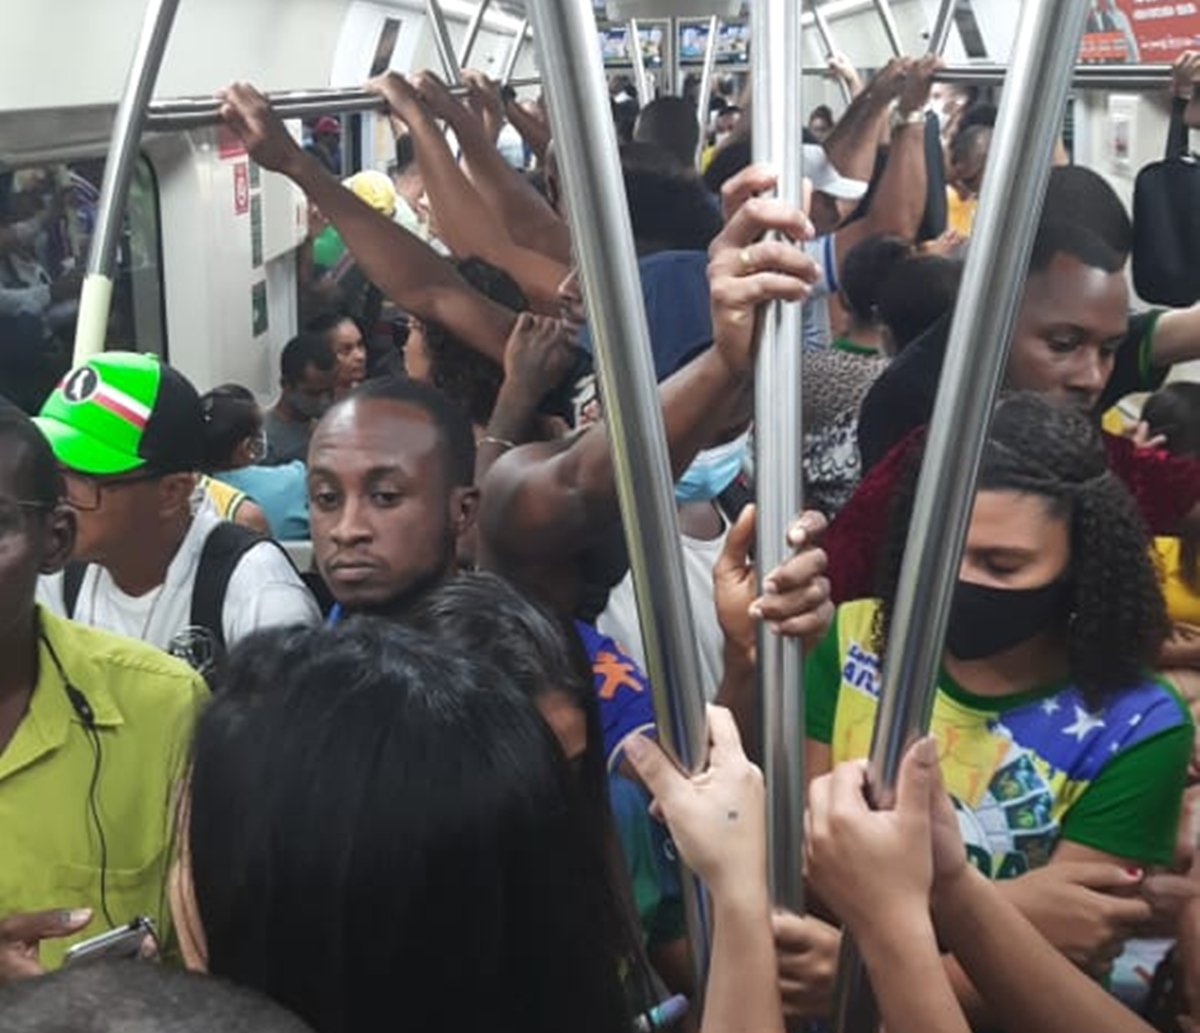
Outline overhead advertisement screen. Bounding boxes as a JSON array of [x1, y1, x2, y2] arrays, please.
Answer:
[[1079, 0, 1200, 63]]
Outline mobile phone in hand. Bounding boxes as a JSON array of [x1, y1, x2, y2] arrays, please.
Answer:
[[63, 917, 156, 966]]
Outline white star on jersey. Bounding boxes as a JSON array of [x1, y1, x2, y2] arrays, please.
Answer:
[[1041, 699, 1061, 716], [1062, 705, 1106, 742]]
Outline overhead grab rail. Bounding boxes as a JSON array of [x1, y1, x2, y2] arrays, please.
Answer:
[[811, 4, 854, 105], [74, 0, 181, 362], [828, 1, 1094, 1030], [526, 0, 713, 986], [693, 15, 720, 166], [424, 0, 465, 86], [142, 79, 543, 132], [500, 18, 530, 86], [927, 0, 958, 56], [752, 0, 808, 914], [871, 0, 905, 57], [627, 18, 655, 105], [934, 61, 1175, 89], [459, 0, 493, 68]]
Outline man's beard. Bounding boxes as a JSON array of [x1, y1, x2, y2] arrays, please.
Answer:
[[361, 525, 458, 621]]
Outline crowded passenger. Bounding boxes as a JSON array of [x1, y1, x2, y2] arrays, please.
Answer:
[[407, 573, 686, 995], [633, 96, 701, 169], [0, 404, 206, 974], [832, 168, 1200, 602], [307, 311, 367, 398], [199, 385, 310, 541], [262, 332, 337, 466], [170, 620, 784, 1033], [0, 961, 315, 1033], [10, 17, 1200, 1030], [777, 393, 1190, 1023], [1144, 383, 1200, 668], [33, 352, 319, 678]]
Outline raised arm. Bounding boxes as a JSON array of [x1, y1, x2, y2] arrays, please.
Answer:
[[821, 58, 908, 184], [479, 167, 818, 565], [371, 72, 569, 313], [833, 57, 940, 271], [217, 82, 514, 364], [449, 71, 572, 264], [476, 313, 579, 485], [1150, 304, 1200, 368], [504, 94, 553, 165]]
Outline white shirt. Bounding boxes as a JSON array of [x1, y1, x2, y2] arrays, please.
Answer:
[[598, 525, 728, 703], [37, 504, 320, 665]]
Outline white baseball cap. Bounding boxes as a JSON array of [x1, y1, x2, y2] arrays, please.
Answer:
[[803, 144, 869, 201]]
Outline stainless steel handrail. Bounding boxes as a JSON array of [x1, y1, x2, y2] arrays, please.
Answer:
[[935, 61, 1174, 88], [425, 0, 464, 86], [752, 0, 808, 915], [527, 0, 712, 986], [143, 79, 543, 132], [693, 15, 720, 167], [830, 1, 1094, 1029], [74, 0, 181, 361], [812, 4, 854, 105]]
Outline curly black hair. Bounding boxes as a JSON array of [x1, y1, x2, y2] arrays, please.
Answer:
[[874, 393, 1168, 711], [421, 257, 528, 427]]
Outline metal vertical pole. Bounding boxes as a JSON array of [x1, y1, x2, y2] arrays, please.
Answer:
[[628, 20, 654, 106], [424, 0, 464, 86], [666, 18, 679, 97], [73, 0, 181, 362], [459, 0, 491, 68], [871, 0, 905, 57], [526, 0, 711, 981], [928, 0, 958, 56], [500, 19, 529, 86], [752, 0, 807, 914], [694, 16, 720, 167], [829, 1, 1093, 1029], [812, 4, 854, 105]]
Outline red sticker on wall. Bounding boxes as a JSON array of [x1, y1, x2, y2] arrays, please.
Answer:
[[233, 163, 250, 215]]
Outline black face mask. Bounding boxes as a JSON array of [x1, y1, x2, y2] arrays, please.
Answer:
[[944, 578, 1071, 661]]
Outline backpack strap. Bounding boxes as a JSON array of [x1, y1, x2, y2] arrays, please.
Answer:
[[62, 561, 88, 618], [189, 522, 297, 651]]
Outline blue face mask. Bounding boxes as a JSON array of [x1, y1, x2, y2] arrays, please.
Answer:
[[675, 431, 750, 504]]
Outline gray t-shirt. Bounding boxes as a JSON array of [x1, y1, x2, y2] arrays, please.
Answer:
[[262, 409, 312, 466]]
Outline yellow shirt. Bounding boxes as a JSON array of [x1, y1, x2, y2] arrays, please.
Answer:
[[200, 475, 249, 523], [0, 608, 207, 968], [1154, 536, 1200, 627], [946, 187, 978, 238]]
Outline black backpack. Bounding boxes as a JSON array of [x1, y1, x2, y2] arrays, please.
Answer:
[[62, 522, 290, 681], [1132, 101, 1200, 307]]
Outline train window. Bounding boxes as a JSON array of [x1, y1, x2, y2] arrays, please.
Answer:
[[0, 155, 165, 413]]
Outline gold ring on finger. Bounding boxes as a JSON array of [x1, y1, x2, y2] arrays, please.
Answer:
[[739, 247, 753, 270]]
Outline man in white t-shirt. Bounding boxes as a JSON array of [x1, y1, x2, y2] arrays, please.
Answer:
[[34, 352, 319, 679]]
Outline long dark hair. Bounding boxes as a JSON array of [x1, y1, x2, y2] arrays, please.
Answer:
[[407, 573, 660, 1015], [199, 384, 259, 472], [188, 620, 631, 1033], [1143, 382, 1200, 591], [875, 393, 1168, 709]]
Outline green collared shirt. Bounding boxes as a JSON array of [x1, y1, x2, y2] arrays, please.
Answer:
[[0, 607, 207, 968]]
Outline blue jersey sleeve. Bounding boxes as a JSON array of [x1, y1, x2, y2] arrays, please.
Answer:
[[575, 621, 657, 769]]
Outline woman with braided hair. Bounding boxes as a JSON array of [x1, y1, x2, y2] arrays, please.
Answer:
[[773, 393, 1193, 1025]]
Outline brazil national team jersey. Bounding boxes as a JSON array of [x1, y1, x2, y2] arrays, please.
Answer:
[[807, 600, 1192, 873], [574, 621, 657, 770]]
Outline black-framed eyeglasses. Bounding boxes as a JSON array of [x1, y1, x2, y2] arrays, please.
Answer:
[[60, 469, 160, 512], [0, 498, 52, 541]]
